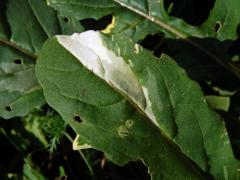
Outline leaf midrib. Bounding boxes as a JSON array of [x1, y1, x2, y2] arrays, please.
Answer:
[[54, 32, 209, 178], [48, 1, 117, 8], [68, 45, 208, 179], [0, 38, 37, 59], [28, 0, 52, 38]]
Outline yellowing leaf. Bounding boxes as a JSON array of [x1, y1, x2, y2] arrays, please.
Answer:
[[101, 16, 116, 34]]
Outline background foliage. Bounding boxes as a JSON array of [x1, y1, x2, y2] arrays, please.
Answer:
[[0, 0, 240, 179]]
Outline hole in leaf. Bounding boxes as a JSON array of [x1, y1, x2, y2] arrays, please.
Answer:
[[63, 17, 69, 23], [139, 33, 167, 57], [73, 115, 82, 123], [214, 21, 221, 32], [80, 14, 112, 31], [14, 58, 23, 64], [164, 0, 215, 26], [5, 106, 12, 111]]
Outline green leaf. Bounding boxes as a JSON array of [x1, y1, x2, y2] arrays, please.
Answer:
[[36, 31, 240, 179], [206, 95, 230, 111], [24, 109, 67, 152], [7, 0, 60, 53], [47, 0, 240, 39], [23, 159, 46, 180], [27, 0, 61, 38], [0, 45, 45, 119], [58, 15, 85, 35], [0, 0, 61, 118], [200, 0, 240, 40], [24, 114, 49, 147], [47, 0, 159, 41], [47, 0, 240, 79], [113, 0, 240, 40]]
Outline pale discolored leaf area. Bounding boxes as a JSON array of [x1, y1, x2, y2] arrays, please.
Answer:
[[36, 31, 240, 179], [0, 0, 61, 118]]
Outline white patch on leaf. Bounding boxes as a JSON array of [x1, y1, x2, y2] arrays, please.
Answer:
[[142, 87, 158, 126], [56, 31, 146, 109], [134, 44, 141, 54]]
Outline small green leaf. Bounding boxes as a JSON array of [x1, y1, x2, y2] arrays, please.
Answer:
[[23, 159, 46, 180], [206, 95, 230, 111]]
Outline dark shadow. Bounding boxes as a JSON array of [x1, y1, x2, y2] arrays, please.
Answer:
[[0, 0, 11, 38], [164, 0, 215, 26], [140, 34, 240, 91], [80, 14, 113, 31], [140, 33, 240, 159], [164, 37, 240, 91], [0, 118, 45, 177]]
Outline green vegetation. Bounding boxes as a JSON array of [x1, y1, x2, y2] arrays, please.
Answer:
[[1, 0, 240, 179]]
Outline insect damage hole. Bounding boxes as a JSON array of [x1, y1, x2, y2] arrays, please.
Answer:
[[5, 106, 12, 111], [14, 58, 23, 64], [79, 14, 113, 31], [118, 126, 129, 138], [214, 21, 221, 32], [63, 17, 69, 23], [73, 115, 82, 123]]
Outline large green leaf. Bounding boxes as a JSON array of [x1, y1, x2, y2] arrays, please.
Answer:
[[47, 0, 240, 40], [0, 0, 61, 118], [36, 31, 240, 179]]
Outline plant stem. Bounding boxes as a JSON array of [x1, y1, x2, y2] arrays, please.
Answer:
[[63, 132, 94, 176], [0, 38, 37, 60]]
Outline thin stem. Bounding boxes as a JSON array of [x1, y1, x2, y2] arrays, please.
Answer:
[[63, 132, 94, 176], [0, 38, 37, 59]]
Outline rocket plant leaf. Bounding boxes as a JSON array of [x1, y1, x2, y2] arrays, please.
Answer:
[[36, 31, 240, 179]]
